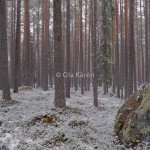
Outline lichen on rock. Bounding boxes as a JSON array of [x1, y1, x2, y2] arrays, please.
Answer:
[[115, 83, 150, 148]]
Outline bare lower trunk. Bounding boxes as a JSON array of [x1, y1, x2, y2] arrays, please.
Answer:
[[0, 0, 11, 100], [66, 0, 71, 98], [14, 0, 21, 93], [92, 0, 98, 107], [53, 0, 66, 108]]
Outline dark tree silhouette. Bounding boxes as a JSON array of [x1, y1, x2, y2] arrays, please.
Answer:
[[53, 0, 66, 108], [0, 0, 11, 100]]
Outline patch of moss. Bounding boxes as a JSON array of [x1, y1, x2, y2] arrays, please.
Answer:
[[27, 114, 58, 126], [44, 132, 72, 148], [68, 120, 88, 128], [115, 112, 125, 135], [115, 121, 122, 135]]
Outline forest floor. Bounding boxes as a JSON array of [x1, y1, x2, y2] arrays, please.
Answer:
[[0, 87, 136, 150]]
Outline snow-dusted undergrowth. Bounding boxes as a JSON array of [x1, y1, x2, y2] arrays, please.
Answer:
[[0, 88, 132, 150]]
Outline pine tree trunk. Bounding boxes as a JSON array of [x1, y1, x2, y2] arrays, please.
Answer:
[[14, 0, 21, 93], [92, 0, 98, 107], [53, 0, 66, 108], [128, 0, 135, 96], [36, 0, 40, 88], [74, 0, 78, 91], [41, 0, 49, 91], [23, 0, 31, 86], [66, 0, 71, 98], [124, 0, 129, 99], [115, 0, 120, 98], [84, 0, 87, 91], [0, 0, 11, 100], [79, 0, 84, 95], [10, 0, 15, 88], [140, 0, 144, 84], [120, 0, 124, 99], [87, 0, 92, 91], [145, 0, 149, 82]]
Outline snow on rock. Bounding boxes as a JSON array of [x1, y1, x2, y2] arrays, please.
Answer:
[[0, 88, 130, 150]]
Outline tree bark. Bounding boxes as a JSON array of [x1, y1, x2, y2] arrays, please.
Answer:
[[14, 0, 21, 93], [145, 0, 149, 82], [79, 0, 84, 95], [0, 0, 11, 100], [23, 0, 31, 86], [128, 0, 135, 96], [92, 0, 98, 107], [53, 0, 66, 108], [66, 0, 71, 98]]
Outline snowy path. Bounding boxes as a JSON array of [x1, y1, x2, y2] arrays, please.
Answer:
[[0, 88, 130, 150]]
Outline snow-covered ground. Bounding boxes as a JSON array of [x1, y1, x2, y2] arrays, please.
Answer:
[[0, 88, 132, 150]]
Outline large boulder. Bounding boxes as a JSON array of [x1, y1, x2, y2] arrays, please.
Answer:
[[115, 83, 150, 148]]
